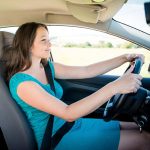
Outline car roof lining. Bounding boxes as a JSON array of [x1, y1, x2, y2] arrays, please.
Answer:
[[0, 0, 126, 26], [0, 0, 149, 49]]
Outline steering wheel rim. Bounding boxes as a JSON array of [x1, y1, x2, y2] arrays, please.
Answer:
[[103, 58, 143, 121]]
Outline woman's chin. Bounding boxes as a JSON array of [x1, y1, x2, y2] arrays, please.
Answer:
[[41, 56, 50, 60]]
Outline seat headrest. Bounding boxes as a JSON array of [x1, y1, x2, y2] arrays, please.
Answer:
[[0, 31, 14, 58], [0, 31, 14, 79]]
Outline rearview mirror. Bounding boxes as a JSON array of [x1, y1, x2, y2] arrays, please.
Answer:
[[144, 2, 150, 26]]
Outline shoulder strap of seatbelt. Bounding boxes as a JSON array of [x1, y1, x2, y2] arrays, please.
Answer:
[[40, 62, 55, 150], [41, 62, 75, 150]]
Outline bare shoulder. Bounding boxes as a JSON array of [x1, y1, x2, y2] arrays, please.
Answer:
[[16, 80, 58, 110], [17, 81, 45, 97]]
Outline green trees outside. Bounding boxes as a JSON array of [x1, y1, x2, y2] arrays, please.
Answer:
[[63, 41, 140, 49]]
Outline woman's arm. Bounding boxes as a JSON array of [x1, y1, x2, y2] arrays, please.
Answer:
[[54, 54, 127, 79], [17, 66, 142, 122], [17, 81, 114, 122], [54, 53, 144, 79]]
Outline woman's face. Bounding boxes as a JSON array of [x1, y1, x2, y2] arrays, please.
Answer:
[[31, 26, 51, 59]]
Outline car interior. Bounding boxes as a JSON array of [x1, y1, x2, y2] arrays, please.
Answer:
[[0, 0, 150, 150], [0, 32, 38, 150]]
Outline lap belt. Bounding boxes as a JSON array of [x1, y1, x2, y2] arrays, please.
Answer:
[[40, 62, 75, 150]]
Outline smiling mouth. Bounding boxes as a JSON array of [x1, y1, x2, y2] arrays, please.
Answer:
[[45, 49, 51, 51]]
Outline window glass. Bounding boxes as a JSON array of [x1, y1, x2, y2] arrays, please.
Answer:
[[0, 27, 18, 34], [113, 0, 150, 34], [49, 26, 150, 77], [1, 26, 150, 77]]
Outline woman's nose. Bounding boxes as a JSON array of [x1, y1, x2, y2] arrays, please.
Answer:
[[48, 41, 51, 47]]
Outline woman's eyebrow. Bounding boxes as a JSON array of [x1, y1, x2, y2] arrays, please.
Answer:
[[40, 35, 46, 38]]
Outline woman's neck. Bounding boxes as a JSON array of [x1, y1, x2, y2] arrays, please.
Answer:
[[24, 57, 43, 74], [30, 57, 43, 70]]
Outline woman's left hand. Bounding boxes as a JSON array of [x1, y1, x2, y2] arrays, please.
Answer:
[[124, 53, 145, 65]]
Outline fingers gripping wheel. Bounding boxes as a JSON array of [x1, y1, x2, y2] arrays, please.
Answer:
[[103, 58, 143, 121]]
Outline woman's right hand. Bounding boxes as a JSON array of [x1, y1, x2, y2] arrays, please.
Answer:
[[111, 65, 142, 94]]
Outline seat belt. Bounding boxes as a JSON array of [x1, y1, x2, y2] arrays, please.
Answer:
[[40, 62, 75, 150]]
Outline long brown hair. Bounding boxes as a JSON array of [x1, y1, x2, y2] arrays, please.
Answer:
[[4, 22, 48, 82]]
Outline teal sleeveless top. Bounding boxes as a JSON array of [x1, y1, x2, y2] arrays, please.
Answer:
[[9, 61, 120, 150]]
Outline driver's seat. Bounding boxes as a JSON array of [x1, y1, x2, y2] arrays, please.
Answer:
[[0, 31, 37, 150]]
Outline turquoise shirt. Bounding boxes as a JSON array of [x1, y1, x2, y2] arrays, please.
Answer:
[[9, 61, 120, 150]]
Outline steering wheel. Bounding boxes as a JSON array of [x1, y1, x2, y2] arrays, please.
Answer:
[[103, 58, 143, 121]]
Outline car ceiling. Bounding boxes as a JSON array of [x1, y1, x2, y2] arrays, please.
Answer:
[[1, 0, 150, 50], [0, 0, 126, 26]]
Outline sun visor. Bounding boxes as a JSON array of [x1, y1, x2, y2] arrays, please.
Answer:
[[65, 0, 126, 23], [66, 2, 106, 23], [65, 0, 105, 4]]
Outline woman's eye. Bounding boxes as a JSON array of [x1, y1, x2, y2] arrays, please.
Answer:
[[41, 39, 51, 44]]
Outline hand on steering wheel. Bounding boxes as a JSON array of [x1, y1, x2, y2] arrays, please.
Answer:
[[103, 58, 143, 121]]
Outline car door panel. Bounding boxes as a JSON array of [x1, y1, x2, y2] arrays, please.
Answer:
[[58, 75, 118, 103]]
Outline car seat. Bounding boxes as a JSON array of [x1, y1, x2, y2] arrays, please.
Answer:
[[0, 31, 37, 150]]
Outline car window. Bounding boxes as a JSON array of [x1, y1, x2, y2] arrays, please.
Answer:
[[49, 26, 150, 77], [1, 26, 150, 77], [113, 0, 150, 34]]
